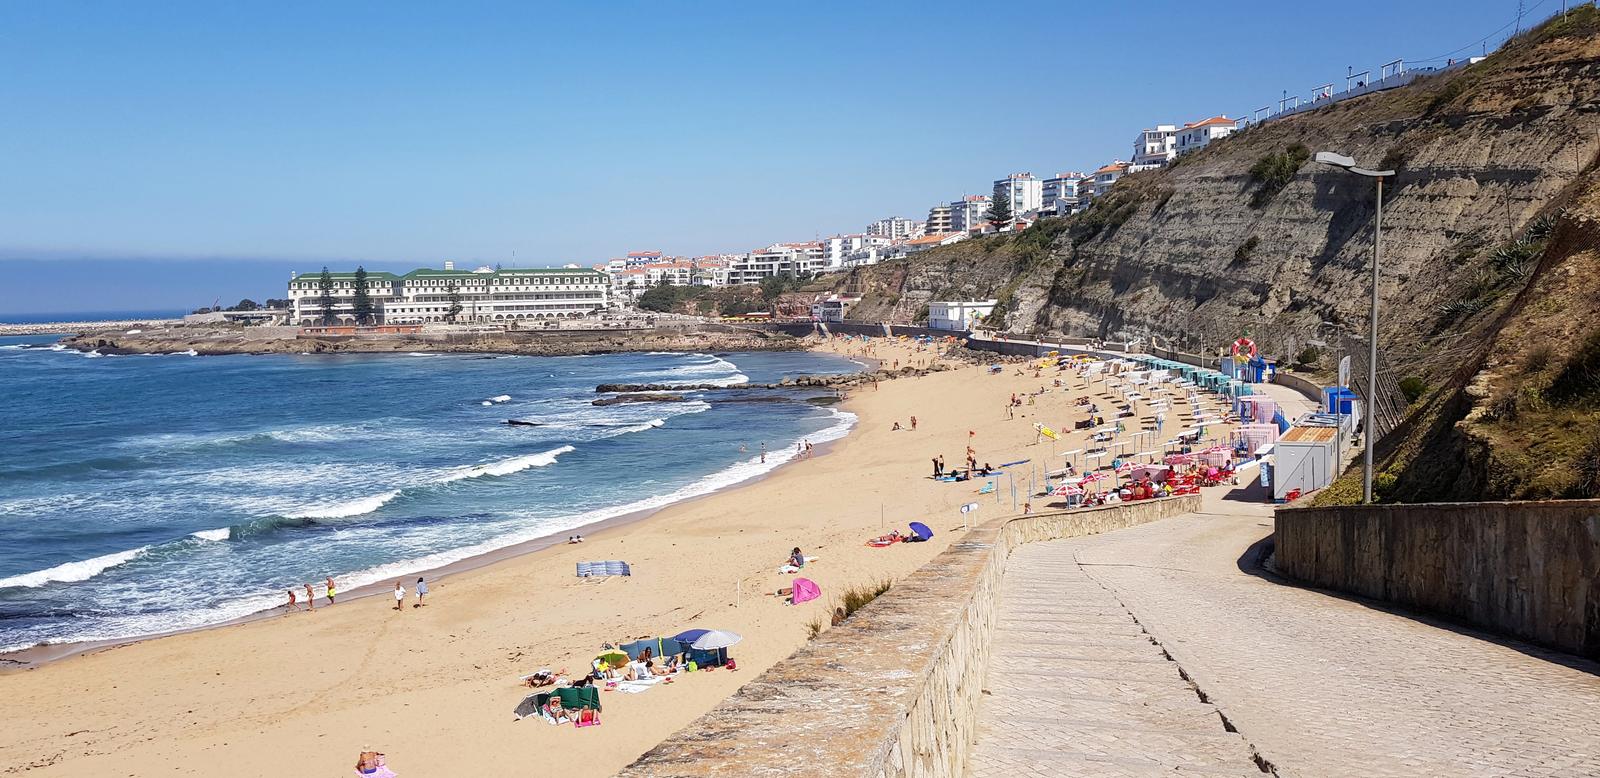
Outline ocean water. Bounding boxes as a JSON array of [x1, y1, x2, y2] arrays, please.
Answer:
[[1, 309, 188, 324], [0, 336, 860, 651]]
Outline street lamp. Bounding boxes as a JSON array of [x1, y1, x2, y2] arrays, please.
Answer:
[[1315, 151, 1395, 503]]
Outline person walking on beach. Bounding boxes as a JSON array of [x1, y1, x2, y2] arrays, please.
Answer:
[[285, 588, 298, 613], [326, 577, 337, 604], [932, 456, 942, 478], [910, 415, 918, 431], [393, 581, 406, 611], [414, 577, 428, 608], [804, 440, 813, 458], [304, 583, 316, 612]]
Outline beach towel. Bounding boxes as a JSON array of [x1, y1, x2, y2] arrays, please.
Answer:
[[576, 560, 631, 577], [616, 677, 665, 693]]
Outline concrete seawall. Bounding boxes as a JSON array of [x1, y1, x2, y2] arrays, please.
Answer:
[[619, 495, 1200, 777], [1275, 500, 1600, 659]]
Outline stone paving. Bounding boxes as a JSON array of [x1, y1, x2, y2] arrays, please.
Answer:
[[969, 492, 1600, 777], [967, 545, 1263, 776]]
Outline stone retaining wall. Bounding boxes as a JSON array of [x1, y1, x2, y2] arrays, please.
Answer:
[[1275, 500, 1600, 659], [619, 495, 1201, 777]]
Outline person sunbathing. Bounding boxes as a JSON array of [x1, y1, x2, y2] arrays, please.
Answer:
[[354, 749, 395, 777], [542, 698, 570, 724], [523, 667, 568, 687]]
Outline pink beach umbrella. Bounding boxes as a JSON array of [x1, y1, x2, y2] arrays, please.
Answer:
[[791, 577, 821, 605]]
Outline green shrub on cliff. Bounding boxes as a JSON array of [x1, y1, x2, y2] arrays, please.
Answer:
[[1248, 144, 1310, 208]]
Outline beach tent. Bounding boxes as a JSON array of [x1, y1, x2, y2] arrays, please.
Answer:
[[791, 577, 821, 604], [908, 521, 933, 540], [576, 560, 632, 577]]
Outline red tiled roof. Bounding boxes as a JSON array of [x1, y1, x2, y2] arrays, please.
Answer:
[[1183, 116, 1234, 128]]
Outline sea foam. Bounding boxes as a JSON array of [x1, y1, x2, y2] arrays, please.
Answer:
[[0, 546, 150, 589]]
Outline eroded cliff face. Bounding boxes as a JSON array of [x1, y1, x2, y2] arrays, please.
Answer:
[[840, 10, 1600, 500]]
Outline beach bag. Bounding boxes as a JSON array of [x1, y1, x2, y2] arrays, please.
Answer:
[[575, 707, 601, 728], [686, 661, 698, 673], [726, 658, 737, 671]]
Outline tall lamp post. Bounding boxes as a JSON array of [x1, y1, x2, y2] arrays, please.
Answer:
[[1314, 151, 1394, 504]]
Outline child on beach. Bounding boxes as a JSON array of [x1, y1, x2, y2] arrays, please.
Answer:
[[285, 589, 298, 613], [393, 581, 406, 611]]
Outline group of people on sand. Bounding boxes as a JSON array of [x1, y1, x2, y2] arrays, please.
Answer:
[[891, 415, 918, 431], [284, 576, 337, 613], [393, 577, 428, 610]]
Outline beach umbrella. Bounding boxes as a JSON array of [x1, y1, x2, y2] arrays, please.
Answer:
[[791, 577, 821, 604], [908, 521, 933, 540], [595, 649, 629, 668], [689, 630, 743, 650], [671, 628, 711, 644]]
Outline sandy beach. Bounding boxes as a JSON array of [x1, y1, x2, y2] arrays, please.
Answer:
[[0, 338, 1231, 776]]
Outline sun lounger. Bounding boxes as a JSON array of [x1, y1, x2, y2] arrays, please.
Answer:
[[576, 560, 632, 577]]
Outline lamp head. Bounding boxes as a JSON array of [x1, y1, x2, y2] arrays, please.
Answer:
[[1315, 151, 1356, 168]]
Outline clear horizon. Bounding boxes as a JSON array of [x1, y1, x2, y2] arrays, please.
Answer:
[[0, 0, 1552, 313]]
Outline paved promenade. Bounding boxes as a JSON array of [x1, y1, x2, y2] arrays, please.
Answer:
[[969, 489, 1600, 776]]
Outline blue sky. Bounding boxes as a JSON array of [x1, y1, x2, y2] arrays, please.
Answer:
[[0, 0, 1554, 313]]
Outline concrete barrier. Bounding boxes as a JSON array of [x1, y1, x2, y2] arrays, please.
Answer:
[[1275, 500, 1600, 659], [1272, 371, 1326, 405], [619, 495, 1201, 777]]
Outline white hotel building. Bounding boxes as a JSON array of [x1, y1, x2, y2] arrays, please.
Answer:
[[287, 265, 609, 325]]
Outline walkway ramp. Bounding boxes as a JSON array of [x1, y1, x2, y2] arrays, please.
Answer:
[[971, 501, 1600, 777]]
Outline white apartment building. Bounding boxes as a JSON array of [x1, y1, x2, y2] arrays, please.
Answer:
[[866, 217, 924, 240], [1091, 161, 1130, 197], [288, 266, 609, 325], [820, 234, 870, 268], [1076, 175, 1097, 205], [1042, 172, 1085, 213], [926, 204, 954, 234], [1131, 124, 1178, 170], [1175, 115, 1237, 155], [723, 243, 828, 285], [992, 173, 1043, 219], [927, 299, 997, 331], [950, 194, 992, 232]]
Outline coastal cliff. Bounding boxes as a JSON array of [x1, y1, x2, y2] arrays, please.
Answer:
[[836, 9, 1600, 501], [59, 322, 805, 357]]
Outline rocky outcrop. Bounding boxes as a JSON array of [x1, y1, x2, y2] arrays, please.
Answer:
[[59, 323, 805, 358], [592, 393, 687, 406]]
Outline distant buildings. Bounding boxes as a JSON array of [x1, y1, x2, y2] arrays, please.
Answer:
[[992, 173, 1043, 220], [1176, 115, 1238, 155], [867, 217, 925, 240], [1043, 172, 1086, 214], [925, 204, 954, 234], [1131, 124, 1178, 170], [950, 194, 992, 232], [1090, 161, 1130, 197], [287, 266, 609, 325]]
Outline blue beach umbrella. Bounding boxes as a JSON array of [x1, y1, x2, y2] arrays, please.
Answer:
[[909, 522, 933, 540], [672, 628, 711, 644]]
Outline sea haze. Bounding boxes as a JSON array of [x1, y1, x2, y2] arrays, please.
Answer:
[[0, 336, 859, 651]]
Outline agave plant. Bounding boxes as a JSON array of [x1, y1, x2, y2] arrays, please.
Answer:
[[1490, 239, 1541, 282], [1523, 212, 1559, 243]]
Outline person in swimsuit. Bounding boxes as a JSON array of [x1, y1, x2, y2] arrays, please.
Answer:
[[304, 583, 316, 612], [326, 577, 336, 604], [285, 589, 298, 613], [393, 581, 405, 611]]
